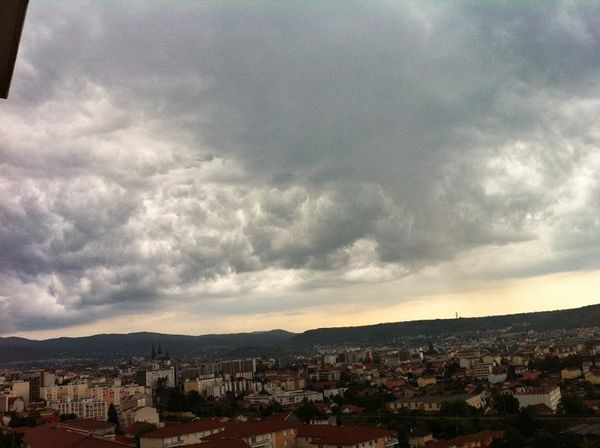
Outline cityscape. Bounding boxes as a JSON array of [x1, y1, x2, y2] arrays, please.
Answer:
[[2, 1, 600, 448], [1, 305, 600, 447]]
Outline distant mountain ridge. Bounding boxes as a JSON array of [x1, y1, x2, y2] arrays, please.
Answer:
[[1, 304, 599, 363], [0, 330, 295, 363], [278, 304, 600, 350]]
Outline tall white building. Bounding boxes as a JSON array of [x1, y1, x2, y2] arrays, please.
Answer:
[[40, 382, 88, 403], [49, 398, 107, 420], [137, 368, 175, 389]]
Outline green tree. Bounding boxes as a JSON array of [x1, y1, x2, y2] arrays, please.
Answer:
[[493, 394, 520, 415], [509, 407, 539, 438], [187, 390, 203, 412], [531, 429, 558, 448], [490, 429, 526, 448], [154, 376, 170, 409], [440, 400, 477, 417], [295, 399, 326, 424], [0, 432, 23, 448], [260, 401, 283, 417], [8, 412, 37, 427], [557, 394, 593, 416], [166, 389, 188, 412], [396, 431, 410, 448], [107, 403, 121, 433], [134, 423, 158, 448]]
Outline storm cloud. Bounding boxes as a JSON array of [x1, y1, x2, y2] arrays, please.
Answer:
[[2, 1, 600, 333]]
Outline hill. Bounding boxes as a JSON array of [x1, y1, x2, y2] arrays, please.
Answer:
[[277, 304, 600, 350], [2, 304, 599, 362], [0, 330, 295, 363]]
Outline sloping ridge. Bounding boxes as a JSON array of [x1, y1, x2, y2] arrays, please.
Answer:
[[278, 303, 600, 350], [0, 329, 295, 362], [2, 304, 599, 362]]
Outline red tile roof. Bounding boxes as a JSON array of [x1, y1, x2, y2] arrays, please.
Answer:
[[60, 419, 116, 432], [425, 430, 504, 448], [528, 403, 554, 415], [263, 412, 297, 423], [515, 386, 558, 395], [143, 420, 227, 439], [297, 425, 395, 446], [185, 439, 251, 448], [23, 424, 131, 448], [204, 420, 297, 440], [124, 421, 154, 435]]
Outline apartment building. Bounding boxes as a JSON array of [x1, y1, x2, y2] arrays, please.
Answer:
[[40, 382, 88, 403], [137, 368, 176, 389], [49, 398, 108, 420], [515, 386, 561, 412], [89, 382, 147, 406]]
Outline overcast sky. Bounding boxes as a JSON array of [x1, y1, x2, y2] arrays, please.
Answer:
[[2, 1, 600, 339]]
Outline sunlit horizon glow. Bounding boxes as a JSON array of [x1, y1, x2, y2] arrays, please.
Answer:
[[11, 269, 600, 340]]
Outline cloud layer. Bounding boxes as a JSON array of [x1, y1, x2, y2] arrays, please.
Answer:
[[2, 1, 600, 334]]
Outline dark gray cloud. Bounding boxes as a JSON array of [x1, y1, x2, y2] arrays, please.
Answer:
[[1, 1, 600, 333]]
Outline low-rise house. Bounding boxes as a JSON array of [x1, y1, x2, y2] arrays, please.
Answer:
[[585, 371, 600, 385], [487, 368, 507, 385], [340, 404, 363, 414], [407, 429, 433, 447], [561, 367, 582, 380], [121, 405, 160, 428], [521, 370, 541, 381], [383, 378, 406, 389], [416, 375, 436, 388], [245, 390, 323, 406], [387, 393, 486, 413], [583, 399, 600, 415], [119, 392, 160, 428], [322, 388, 348, 399], [392, 385, 418, 399], [0, 396, 25, 412]]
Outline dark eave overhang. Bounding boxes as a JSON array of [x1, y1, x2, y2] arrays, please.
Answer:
[[0, 0, 29, 99]]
